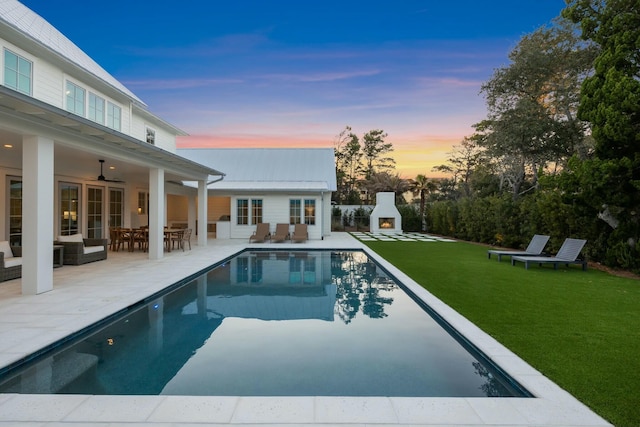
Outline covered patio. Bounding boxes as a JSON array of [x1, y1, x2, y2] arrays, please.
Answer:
[[0, 87, 223, 296]]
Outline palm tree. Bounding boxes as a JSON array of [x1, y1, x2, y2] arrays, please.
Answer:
[[409, 174, 436, 231]]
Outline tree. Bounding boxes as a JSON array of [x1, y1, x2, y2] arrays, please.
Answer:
[[563, 0, 640, 160], [478, 18, 597, 198], [561, 0, 640, 267], [333, 126, 363, 204], [362, 172, 410, 205], [409, 174, 437, 231], [432, 136, 489, 199], [333, 127, 397, 204], [361, 129, 395, 181]]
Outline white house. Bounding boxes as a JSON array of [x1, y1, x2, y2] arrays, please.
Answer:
[[177, 148, 337, 240], [0, 1, 224, 294]]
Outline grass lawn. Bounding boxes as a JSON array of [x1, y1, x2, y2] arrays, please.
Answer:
[[362, 239, 640, 427]]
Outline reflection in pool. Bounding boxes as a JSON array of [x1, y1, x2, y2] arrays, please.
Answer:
[[0, 250, 530, 397]]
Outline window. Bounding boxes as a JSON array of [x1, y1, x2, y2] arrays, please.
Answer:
[[107, 101, 121, 131], [137, 192, 148, 215], [145, 126, 156, 144], [109, 188, 124, 227], [4, 49, 32, 95], [251, 199, 263, 224], [88, 93, 105, 124], [289, 199, 301, 224], [59, 183, 80, 236], [7, 178, 22, 246], [304, 199, 316, 225], [87, 186, 103, 238], [65, 81, 85, 116], [237, 199, 248, 225]]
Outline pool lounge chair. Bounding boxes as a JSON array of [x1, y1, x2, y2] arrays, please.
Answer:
[[487, 234, 550, 262], [291, 224, 308, 243], [271, 223, 290, 243], [249, 223, 271, 243], [511, 238, 587, 270]]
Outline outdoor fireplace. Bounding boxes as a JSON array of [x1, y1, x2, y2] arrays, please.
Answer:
[[379, 218, 395, 229], [370, 192, 402, 233]]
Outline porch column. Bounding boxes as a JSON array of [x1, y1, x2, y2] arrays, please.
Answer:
[[187, 194, 196, 235], [197, 180, 207, 246], [22, 135, 54, 295], [148, 168, 164, 260]]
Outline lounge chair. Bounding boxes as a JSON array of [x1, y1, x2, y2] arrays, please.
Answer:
[[271, 223, 290, 243], [511, 238, 587, 270], [487, 234, 550, 262], [291, 224, 308, 243], [249, 223, 271, 243]]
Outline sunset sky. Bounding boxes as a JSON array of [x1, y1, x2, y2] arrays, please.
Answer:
[[22, 0, 566, 178]]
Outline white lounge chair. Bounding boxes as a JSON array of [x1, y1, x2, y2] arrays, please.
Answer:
[[487, 234, 550, 262], [511, 238, 587, 270]]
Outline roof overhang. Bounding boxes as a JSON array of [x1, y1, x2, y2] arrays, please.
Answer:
[[0, 86, 224, 180], [183, 180, 333, 192]]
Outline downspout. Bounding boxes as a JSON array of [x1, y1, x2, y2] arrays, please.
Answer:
[[320, 191, 324, 240], [207, 174, 225, 185]]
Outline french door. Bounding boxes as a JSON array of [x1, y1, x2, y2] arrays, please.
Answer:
[[59, 183, 80, 236], [87, 186, 104, 238]]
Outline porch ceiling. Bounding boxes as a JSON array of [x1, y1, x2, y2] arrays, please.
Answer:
[[0, 87, 224, 185]]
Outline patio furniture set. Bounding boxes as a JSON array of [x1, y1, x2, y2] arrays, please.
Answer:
[[1, 234, 109, 282], [109, 227, 192, 253]]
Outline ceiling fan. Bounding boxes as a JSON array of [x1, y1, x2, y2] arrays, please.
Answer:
[[93, 159, 124, 183]]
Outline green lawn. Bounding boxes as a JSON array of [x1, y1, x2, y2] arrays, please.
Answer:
[[362, 239, 640, 427]]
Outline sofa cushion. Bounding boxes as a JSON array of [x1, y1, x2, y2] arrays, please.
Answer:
[[0, 241, 12, 258], [83, 245, 104, 255], [3, 257, 21, 268], [58, 234, 84, 243]]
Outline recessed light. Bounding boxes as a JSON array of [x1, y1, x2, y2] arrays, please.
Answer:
[[3, 144, 13, 148], [109, 166, 115, 170]]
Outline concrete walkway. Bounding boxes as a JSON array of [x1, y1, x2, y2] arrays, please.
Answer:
[[0, 233, 610, 426]]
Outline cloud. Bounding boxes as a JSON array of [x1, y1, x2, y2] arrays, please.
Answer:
[[260, 69, 381, 83], [123, 78, 244, 90]]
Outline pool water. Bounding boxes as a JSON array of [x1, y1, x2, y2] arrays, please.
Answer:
[[0, 250, 530, 397]]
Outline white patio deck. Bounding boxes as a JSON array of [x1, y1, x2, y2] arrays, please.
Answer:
[[0, 233, 610, 426]]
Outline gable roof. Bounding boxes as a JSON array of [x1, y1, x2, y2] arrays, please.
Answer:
[[0, 0, 143, 105], [178, 148, 337, 192]]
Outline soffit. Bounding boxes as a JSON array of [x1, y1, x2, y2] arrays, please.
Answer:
[[0, 87, 224, 181]]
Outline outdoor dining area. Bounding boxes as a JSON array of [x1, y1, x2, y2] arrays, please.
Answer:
[[109, 227, 192, 253]]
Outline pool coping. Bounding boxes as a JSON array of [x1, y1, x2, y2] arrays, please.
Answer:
[[0, 233, 612, 426]]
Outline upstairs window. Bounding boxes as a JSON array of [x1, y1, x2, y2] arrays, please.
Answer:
[[88, 92, 105, 124], [145, 126, 156, 144], [4, 49, 32, 95], [107, 101, 121, 131], [65, 81, 85, 116]]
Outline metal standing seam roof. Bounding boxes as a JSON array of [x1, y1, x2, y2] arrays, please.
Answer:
[[178, 148, 337, 191], [0, 0, 143, 105]]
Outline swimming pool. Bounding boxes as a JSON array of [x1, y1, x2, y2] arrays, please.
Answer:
[[0, 250, 530, 397]]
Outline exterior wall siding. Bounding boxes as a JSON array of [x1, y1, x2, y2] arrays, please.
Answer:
[[0, 39, 173, 149], [229, 194, 324, 240]]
